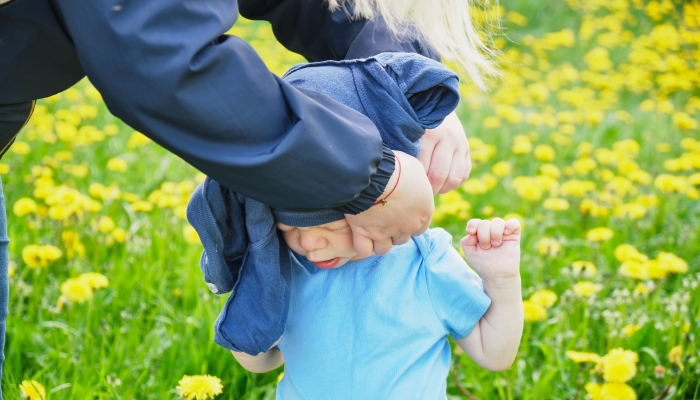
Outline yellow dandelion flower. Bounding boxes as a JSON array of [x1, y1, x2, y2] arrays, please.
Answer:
[[462, 178, 489, 195], [614, 244, 647, 263], [184, 225, 201, 245], [654, 174, 686, 193], [111, 227, 127, 243], [277, 372, 284, 383], [586, 227, 613, 242], [19, 380, 46, 400], [572, 261, 597, 277], [483, 116, 502, 129], [533, 144, 555, 162], [13, 198, 37, 217], [536, 238, 560, 256], [602, 348, 638, 383], [634, 282, 653, 295], [60, 277, 94, 303], [491, 161, 512, 177], [600, 382, 637, 400], [655, 143, 671, 153], [619, 261, 648, 280], [622, 324, 641, 337], [11, 141, 31, 155], [21, 245, 62, 268], [539, 163, 560, 178], [573, 281, 600, 297], [62, 230, 86, 260], [131, 201, 154, 212], [566, 351, 601, 364], [656, 252, 688, 273], [176, 375, 224, 400], [645, 260, 668, 279], [585, 382, 604, 400], [97, 216, 116, 233], [79, 272, 109, 290], [523, 300, 547, 322], [506, 11, 528, 26], [669, 346, 684, 371], [0, 163, 9, 174], [543, 198, 569, 211], [511, 135, 532, 154], [672, 112, 698, 130], [126, 131, 151, 149], [106, 157, 128, 172], [561, 179, 596, 197], [103, 124, 119, 136], [530, 289, 558, 308]]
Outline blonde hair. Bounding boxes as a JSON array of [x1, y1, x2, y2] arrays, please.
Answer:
[[327, 0, 498, 90]]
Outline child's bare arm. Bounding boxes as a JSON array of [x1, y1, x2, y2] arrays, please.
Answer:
[[454, 218, 523, 371], [231, 338, 284, 373]]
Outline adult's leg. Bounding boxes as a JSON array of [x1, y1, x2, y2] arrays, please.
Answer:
[[0, 176, 8, 397]]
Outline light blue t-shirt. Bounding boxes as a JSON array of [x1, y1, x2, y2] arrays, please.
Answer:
[[277, 228, 491, 400]]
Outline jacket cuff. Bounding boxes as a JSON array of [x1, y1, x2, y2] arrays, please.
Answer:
[[335, 144, 395, 215]]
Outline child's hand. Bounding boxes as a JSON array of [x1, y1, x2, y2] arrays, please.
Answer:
[[460, 218, 521, 280]]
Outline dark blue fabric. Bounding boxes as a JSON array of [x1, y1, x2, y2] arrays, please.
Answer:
[[0, 0, 440, 214], [187, 178, 292, 354], [0, 101, 34, 160], [283, 53, 460, 157], [0, 177, 8, 398], [188, 53, 459, 355]]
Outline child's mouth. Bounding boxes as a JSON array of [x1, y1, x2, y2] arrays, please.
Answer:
[[311, 257, 340, 269]]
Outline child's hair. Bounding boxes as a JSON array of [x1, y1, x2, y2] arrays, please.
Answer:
[[326, 0, 498, 90]]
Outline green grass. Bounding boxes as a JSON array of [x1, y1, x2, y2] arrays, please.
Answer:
[[2, 0, 699, 398]]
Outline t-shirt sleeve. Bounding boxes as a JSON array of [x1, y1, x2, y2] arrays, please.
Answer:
[[422, 228, 491, 339]]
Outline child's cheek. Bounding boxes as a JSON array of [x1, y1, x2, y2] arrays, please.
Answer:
[[284, 231, 306, 256]]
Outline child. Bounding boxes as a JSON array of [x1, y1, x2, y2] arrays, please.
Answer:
[[231, 154, 523, 399]]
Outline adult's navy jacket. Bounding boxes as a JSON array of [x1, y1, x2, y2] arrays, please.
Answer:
[[0, 0, 436, 213]]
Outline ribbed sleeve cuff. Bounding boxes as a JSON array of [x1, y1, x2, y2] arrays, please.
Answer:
[[335, 144, 395, 215]]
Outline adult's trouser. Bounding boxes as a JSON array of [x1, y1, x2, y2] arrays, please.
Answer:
[[0, 176, 8, 398]]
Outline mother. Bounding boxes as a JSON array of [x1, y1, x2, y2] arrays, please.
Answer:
[[0, 0, 474, 391]]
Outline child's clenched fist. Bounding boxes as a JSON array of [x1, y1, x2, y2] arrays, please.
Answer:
[[460, 218, 521, 280]]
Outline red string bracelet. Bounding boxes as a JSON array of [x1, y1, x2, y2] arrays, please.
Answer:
[[372, 153, 401, 206]]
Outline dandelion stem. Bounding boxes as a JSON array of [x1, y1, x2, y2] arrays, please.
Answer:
[[450, 364, 481, 400], [572, 364, 584, 400], [654, 376, 674, 400]]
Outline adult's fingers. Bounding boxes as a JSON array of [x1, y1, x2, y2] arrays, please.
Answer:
[[417, 131, 438, 173], [439, 151, 466, 194], [427, 142, 455, 195], [351, 228, 375, 259], [373, 236, 394, 256], [463, 152, 472, 182]]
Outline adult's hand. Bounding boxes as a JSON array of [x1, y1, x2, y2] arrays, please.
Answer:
[[418, 111, 472, 194], [345, 151, 434, 258]]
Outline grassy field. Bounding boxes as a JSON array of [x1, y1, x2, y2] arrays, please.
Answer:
[[2, 0, 699, 398]]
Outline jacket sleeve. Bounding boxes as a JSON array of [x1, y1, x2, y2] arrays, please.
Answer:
[[52, 0, 392, 212], [239, 0, 440, 62]]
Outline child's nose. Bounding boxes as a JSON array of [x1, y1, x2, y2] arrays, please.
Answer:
[[299, 231, 328, 252]]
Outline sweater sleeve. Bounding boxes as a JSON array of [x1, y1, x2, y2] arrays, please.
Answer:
[[51, 0, 392, 211], [239, 0, 440, 62]]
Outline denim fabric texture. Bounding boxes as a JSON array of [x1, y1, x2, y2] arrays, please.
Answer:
[[283, 52, 461, 157], [0, 177, 9, 397], [187, 53, 460, 355]]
